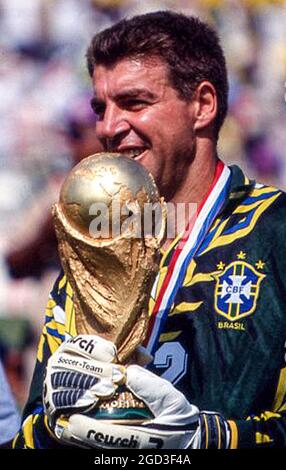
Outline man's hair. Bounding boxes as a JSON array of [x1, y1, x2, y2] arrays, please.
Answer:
[[86, 10, 228, 139]]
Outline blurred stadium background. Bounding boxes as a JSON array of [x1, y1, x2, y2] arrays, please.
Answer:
[[0, 0, 285, 410]]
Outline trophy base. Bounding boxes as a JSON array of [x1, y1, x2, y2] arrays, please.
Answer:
[[85, 386, 153, 424]]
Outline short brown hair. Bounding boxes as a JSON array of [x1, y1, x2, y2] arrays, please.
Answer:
[[87, 10, 228, 139]]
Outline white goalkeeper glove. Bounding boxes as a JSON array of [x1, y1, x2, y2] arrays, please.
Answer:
[[126, 367, 231, 449], [54, 365, 232, 449], [54, 365, 200, 449], [43, 335, 125, 434]]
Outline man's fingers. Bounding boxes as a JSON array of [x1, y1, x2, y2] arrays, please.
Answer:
[[88, 377, 121, 398], [46, 376, 121, 416], [59, 335, 118, 362], [51, 389, 97, 412], [54, 414, 197, 449], [51, 371, 99, 390], [126, 365, 199, 426], [50, 352, 124, 381], [43, 335, 124, 426]]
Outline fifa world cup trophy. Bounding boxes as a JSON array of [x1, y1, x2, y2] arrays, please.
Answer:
[[52, 153, 166, 424]]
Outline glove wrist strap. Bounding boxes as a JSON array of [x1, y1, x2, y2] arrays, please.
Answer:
[[198, 412, 231, 449]]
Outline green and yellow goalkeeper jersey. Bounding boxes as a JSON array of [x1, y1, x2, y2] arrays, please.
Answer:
[[14, 165, 286, 448]]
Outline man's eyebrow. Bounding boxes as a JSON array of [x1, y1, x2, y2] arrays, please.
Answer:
[[115, 88, 156, 100], [90, 89, 156, 111]]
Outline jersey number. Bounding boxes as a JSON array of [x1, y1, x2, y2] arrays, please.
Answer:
[[153, 342, 187, 385]]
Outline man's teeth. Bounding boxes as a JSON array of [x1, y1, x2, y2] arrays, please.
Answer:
[[120, 149, 144, 158]]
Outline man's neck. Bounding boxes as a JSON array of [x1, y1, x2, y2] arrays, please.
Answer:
[[162, 146, 218, 251], [170, 150, 218, 206]]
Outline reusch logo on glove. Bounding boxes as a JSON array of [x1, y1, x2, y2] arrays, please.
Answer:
[[67, 336, 96, 354], [86, 429, 139, 448]]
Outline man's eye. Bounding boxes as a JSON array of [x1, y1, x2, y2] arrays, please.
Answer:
[[91, 100, 105, 118], [94, 106, 105, 118], [124, 99, 147, 110]]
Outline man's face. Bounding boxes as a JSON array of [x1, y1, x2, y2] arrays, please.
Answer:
[[92, 57, 197, 200]]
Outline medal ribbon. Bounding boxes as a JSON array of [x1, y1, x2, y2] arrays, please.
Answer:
[[145, 160, 231, 355]]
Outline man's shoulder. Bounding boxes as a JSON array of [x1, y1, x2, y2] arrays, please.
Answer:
[[228, 165, 286, 219], [247, 180, 286, 219], [245, 184, 286, 235]]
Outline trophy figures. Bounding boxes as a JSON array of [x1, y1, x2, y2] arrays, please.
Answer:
[[52, 153, 166, 422]]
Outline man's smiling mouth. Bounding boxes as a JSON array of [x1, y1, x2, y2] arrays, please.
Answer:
[[111, 148, 148, 161]]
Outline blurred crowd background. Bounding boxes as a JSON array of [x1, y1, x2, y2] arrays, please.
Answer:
[[0, 0, 285, 411]]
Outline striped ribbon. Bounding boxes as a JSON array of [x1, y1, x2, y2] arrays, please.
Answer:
[[145, 160, 231, 355]]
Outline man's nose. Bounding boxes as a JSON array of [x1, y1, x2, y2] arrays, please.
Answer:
[[95, 104, 130, 145]]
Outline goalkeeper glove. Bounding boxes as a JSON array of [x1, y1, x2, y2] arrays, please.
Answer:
[[43, 334, 125, 435]]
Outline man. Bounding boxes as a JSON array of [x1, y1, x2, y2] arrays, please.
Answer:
[[14, 11, 286, 449]]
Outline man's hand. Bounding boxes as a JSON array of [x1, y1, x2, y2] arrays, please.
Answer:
[[55, 365, 200, 449], [43, 335, 125, 432]]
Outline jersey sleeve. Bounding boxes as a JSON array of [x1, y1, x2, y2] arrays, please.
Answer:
[[199, 389, 286, 449], [13, 272, 74, 449], [199, 333, 286, 449], [227, 408, 286, 448]]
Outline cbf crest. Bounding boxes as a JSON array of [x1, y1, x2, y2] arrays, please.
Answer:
[[214, 261, 265, 321]]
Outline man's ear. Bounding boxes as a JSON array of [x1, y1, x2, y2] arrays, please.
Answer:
[[190, 81, 217, 133]]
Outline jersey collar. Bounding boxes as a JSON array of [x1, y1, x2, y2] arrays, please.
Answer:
[[219, 165, 255, 215]]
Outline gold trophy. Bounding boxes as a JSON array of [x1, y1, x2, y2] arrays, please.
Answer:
[[52, 153, 166, 423]]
